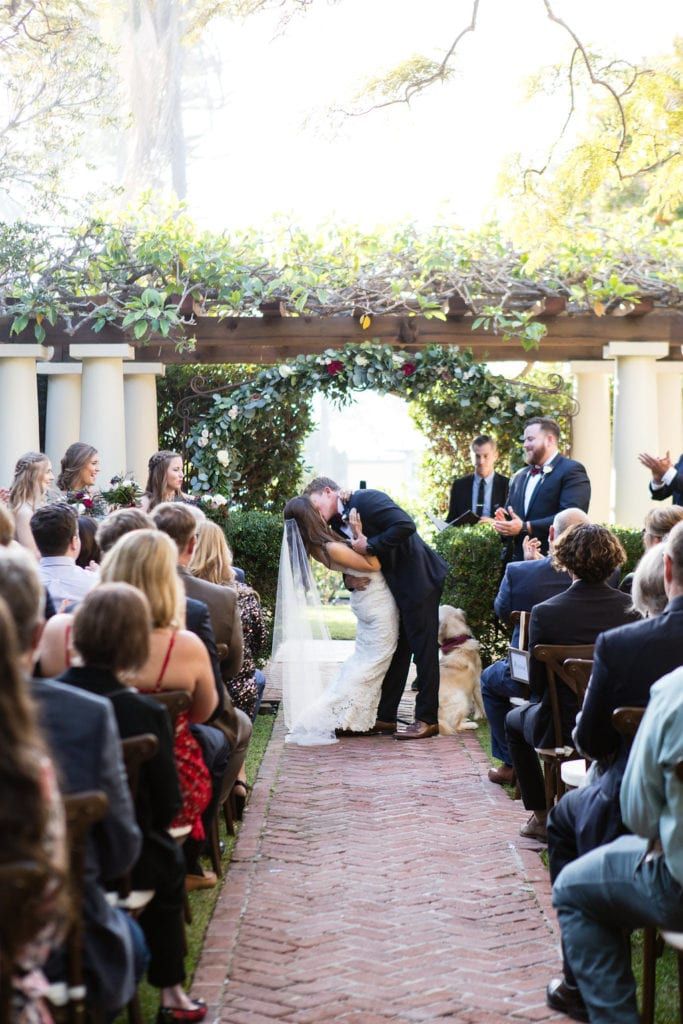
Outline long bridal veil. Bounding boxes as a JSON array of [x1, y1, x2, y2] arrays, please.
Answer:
[[271, 519, 338, 740]]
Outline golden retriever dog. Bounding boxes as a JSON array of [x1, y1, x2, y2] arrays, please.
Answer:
[[437, 605, 484, 734]]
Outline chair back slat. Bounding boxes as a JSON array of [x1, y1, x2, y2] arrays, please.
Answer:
[[532, 644, 595, 747], [562, 659, 594, 706], [62, 791, 109, 1023], [121, 734, 159, 803], [151, 690, 191, 729], [675, 760, 683, 783], [612, 706, 646, 740]]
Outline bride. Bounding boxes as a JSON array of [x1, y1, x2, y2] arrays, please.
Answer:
[[275, 495, 399, 745]]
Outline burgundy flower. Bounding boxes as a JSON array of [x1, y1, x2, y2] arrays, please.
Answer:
[[402, 362, 417, 377], [82, 497, 94, 510], [325, 360, 344, 375]]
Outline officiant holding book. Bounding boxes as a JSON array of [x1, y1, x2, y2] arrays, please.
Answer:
[[446, 435, 509, 525]]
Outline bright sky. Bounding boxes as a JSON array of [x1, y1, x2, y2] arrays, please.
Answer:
[[187, 0, 681, 233]]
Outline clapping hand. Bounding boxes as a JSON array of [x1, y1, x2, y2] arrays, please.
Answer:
[[523, 535, 542, 560], [638, 450, 672, 482], [492, 506, 524, 537]]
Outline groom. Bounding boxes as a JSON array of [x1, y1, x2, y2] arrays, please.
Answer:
[[304, 477, 448, 740]]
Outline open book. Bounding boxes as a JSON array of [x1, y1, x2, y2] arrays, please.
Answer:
[[426, 509, 481, 532]]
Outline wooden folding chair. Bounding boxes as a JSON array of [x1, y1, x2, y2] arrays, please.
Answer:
[[508, 611, 531, 699], [612, 706, 645, 740], [151, 690, 192, 728], [531, 644, 595, 808], [46, 791, 109, 1024]]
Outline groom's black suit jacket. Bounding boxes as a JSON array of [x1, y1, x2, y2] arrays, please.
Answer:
[[335, 489, 448, 611], [506, 455, 591, 561]]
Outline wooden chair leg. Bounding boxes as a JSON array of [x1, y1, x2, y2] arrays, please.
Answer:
[[223, 795, 235, 836], [183, 888, 192, 926], [208, 812, 222, 878], [127, 991, 144, 1024], [641, 926, 657, 1024], [542, 758, 556, 811]]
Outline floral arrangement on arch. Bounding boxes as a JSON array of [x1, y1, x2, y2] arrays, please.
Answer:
[[185, 342, 572, 502]]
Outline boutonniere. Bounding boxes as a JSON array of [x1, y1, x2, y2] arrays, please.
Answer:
[[542, 464, 554, 477]]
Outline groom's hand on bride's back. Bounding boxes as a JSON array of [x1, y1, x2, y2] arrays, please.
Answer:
[[343, 573, 370, 591]]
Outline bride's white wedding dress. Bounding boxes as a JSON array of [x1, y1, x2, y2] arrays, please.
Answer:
[[286, 567, 399, 745]]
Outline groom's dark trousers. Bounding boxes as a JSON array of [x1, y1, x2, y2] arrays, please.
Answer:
[[335, 489, 448, 726]]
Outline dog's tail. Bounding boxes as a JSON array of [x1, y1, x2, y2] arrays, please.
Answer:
[[472, 680, 485, 720]]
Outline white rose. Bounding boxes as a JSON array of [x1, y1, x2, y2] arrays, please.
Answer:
[[542, 464, 554, 476], [201, 428, 209, 438], [77, 503, 86, 514], [486, 395, 501, 409], [392, 354, 404, 367], [355, 355, 369, 366], [515, 402, 527, 417], [216, 450, 230, 467], [213, 494, 228, 507], [278, 364, 293, 378], [228, 405, 239, 420], [197, 437, 208, 448]]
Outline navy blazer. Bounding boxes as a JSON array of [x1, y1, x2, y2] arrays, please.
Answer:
[[32, 678, 141, 1012], [447, 471, 509, 523], [570, 594, 683, 853], [507, 455, 591, 560], [185, 595, 224, 718], [340, 488, 448, 610], [524, 580, 639, 749], [494, 555, 572, 644], [650, 453, 683, 506]]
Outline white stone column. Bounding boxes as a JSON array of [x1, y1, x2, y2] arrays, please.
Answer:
[[0, 344, 51, 486], [570, 360, 614, 524], [604, 341, 670, 527], [38, 362, 82, 474], [123, 363, 165, 484], [656, 363, 683, 460], [70, 344, 135, 485]]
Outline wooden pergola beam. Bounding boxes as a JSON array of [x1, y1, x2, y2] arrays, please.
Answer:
[[2, 309, 681, 364]]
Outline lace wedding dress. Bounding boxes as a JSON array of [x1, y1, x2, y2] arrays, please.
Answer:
[[272, 522, 399, 746]]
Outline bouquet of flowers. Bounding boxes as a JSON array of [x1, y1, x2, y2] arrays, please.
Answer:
[[63, 489, 109, 519], [100, 475, 144, 510]]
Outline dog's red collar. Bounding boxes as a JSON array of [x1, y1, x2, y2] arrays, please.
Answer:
[[440, 634, 471, 654]]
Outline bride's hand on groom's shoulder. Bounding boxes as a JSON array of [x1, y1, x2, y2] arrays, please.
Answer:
[[339, 489, 352, 504]]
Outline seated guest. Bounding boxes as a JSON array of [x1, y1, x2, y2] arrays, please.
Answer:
[[505, 524, 639, 842], [99, 530, 217, 847], [0, 501, 16, 547], [545, 522, 683, 1020], [8, 451, 54, 559], [190, 520, 266, 811], [0, 591, 67, 1024], [76, 514, 101, 569], [96, 507, 156, 555], [446, 435, 509, 524], [62, 583, 207, 1022], [31, 503, 97, 607], [630, 544, 667, 617], [153, 504, 252, 840], [0, 548, 145, 1016], [141, 451, 190, 513], [483, 508, 587, 786], [551, 663, 683, 1024], [618, 505, 683, 595], [639, 448, 683, 505], [152, 504, 244, 683]]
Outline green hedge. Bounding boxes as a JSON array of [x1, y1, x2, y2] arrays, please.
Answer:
[[435, 524, 644, 666]]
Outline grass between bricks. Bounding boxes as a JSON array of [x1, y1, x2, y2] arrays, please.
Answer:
[[476, 718, 678, 1023], [116, 712, 276, 1024]]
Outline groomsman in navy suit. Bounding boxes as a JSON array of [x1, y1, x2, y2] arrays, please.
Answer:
[[493, 417, 591, 562], [639, 449, 683, 506], [446, 435, 509, 524]]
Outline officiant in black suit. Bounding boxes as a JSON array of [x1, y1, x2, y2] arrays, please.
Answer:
[[446, 435, 509, 524], [493, 417, 591, 562], [305, 477, 448, 740]]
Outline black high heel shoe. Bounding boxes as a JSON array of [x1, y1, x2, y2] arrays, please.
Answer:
[[156, 999, 207, 1023]]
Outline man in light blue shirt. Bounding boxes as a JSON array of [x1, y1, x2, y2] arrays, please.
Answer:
[[32, 502, 97, 608], [551, 665, 683, 1023]]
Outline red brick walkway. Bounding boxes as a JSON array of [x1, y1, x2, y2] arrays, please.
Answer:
[[193, 712, 563, 1024]]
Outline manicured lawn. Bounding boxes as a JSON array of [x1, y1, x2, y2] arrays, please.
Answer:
[[117, 712, 276, 1023], [475, 719, 679, 1022]]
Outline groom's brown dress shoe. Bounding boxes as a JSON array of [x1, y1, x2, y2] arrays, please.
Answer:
[[335, 721, 396, 737], [394, 720, 439, 740], [546, 978, 589, 1022]]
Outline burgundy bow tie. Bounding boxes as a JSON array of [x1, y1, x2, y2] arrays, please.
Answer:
[[529, 466, 542, 477]]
